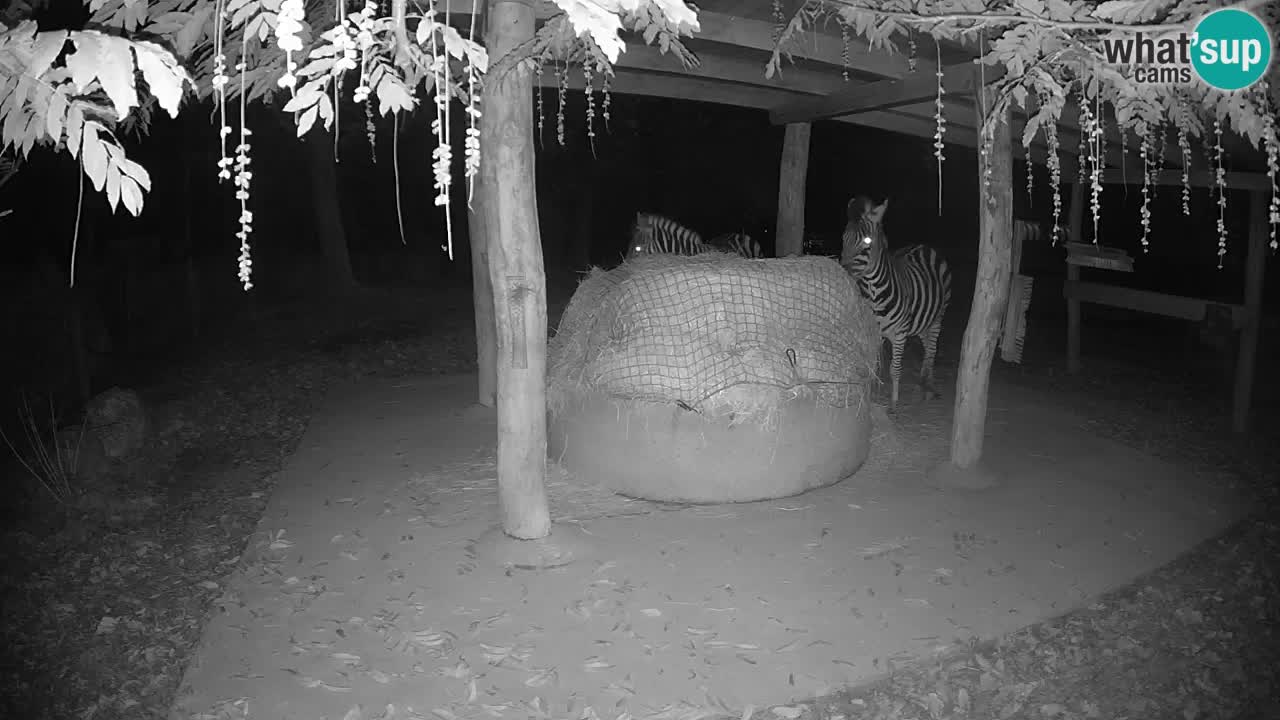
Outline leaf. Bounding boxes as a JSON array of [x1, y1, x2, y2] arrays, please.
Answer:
[[105, 154, 121, 209], [64, 103, 85, 157], [171, 8, 213, 58], [246, 11, 272, 45], [1092, 0, 1173, 23], [65, 32, 104, 94], [229, 2, 257, 31], [44, 87, 69, 143], [282, 86, 324, 113], [81, 122, 110, 192], [296, 104, 319, 137], [134, 42, 190, 118], [374, 76, 415, 117], [96, 35, 140, 119], [28, 29, 69, 80]]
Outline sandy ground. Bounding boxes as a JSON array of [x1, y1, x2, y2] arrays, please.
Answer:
[[169, 373, 1246, 720]]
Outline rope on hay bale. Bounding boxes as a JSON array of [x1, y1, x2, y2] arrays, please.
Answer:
[[547, 252, 882, 429]]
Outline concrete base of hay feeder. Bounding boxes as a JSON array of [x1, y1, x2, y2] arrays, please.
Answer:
[[549, 390, 871, 504]]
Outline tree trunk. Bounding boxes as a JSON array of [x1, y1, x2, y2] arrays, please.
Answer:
[[481, 0, 551, 540], [469, 175, 498, 408], [305, 130, 358, 293], [949, 99, 1014, 469], [775, 122, 810, 257]]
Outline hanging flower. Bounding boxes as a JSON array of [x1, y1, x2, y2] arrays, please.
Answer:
[[584, 61, 596, 143], [1047, 124, 1063, 243], [840, 21, 850, 83], [1139, 134, 1151, 253], [933, 37, 946, 214], [1214, 119, 1227, 269], [1177, 126, 1192, 216]]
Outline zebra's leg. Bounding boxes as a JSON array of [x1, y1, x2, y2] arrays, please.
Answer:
[[888, 337, 906, 409], [920, 321, 943, 401]]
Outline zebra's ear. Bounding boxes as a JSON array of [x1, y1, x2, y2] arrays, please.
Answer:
[[867, 199, 889, 224], [845, 197, 863, 223]]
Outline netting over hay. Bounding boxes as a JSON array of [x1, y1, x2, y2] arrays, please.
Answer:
[[547, 252, 882, 426]]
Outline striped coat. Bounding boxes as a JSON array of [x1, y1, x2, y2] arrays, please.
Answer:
[[707, 232, 764, 258], [626, 212, 707, 259], [840, 196, 952, 408]]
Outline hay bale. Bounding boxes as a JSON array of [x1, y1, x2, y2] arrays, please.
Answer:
[[546, 254, 882, 503], [548, 252, 880, 425]]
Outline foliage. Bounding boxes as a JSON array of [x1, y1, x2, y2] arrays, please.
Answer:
[[1, 0, 699, 288], [0, 19, 192, 216], [4, 0, 1279, 282], [774, 0, 1280, 250], [0, 393, 84, 505]]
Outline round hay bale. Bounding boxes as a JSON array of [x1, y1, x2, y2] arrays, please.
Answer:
[[547, 253, 881, 503], [549, 388, 871, 503]]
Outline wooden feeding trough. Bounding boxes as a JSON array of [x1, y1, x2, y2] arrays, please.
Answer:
[[1062, 175, 1271, 433]]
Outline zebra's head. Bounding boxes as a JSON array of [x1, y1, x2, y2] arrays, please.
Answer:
[[840, 196, 889, 274], [626, 212, 655, 259]]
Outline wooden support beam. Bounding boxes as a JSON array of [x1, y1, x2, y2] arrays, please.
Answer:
[[537, 71, 987, 151], [616, 42, 845, 95], [1066, 181, 1085, 374], [1064, 280, 1245, 324], [1233, 190, 1269, 433], [1096, 168, 1271, 191], [776, 123, 810, 257], [692, 12, 916, 78], [769, 60, 1001, 125]]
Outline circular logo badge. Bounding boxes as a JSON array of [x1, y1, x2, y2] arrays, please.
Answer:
[[1190, 8, 1272, 91]]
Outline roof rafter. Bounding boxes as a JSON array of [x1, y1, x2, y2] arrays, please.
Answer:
[[768, 60, 1002, 125]]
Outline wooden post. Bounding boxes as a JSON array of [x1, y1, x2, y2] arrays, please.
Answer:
[[947, 89, 1014, 473], [1065, 180, 1085, 374], [775, 122, 810, 257], [1232, 189, 1268, 433], [468, 174, 497, 408], [481, 0, 551, 540]]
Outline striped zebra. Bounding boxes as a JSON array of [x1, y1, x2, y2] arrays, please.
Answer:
[[707, 231, 764, 258], [626, 212, 707, 259], [840, 196, 952, 408]]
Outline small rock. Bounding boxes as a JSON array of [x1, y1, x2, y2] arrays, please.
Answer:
[[84, 387, 149, 459]]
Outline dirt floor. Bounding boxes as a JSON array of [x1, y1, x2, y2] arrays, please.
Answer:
[[167, 370, 1247, 720], [2, 285, 1278, 720]]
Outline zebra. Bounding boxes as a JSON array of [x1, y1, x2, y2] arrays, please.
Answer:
[[840, 195, 952, 409], [626, 212, 707, 259], [707, 231, 764, 258]]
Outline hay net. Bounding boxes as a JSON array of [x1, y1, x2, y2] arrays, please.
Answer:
[[547, 252, 881, 424]]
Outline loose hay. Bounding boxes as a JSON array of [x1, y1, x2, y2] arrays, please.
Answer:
[[547, 253, 881, 428]]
